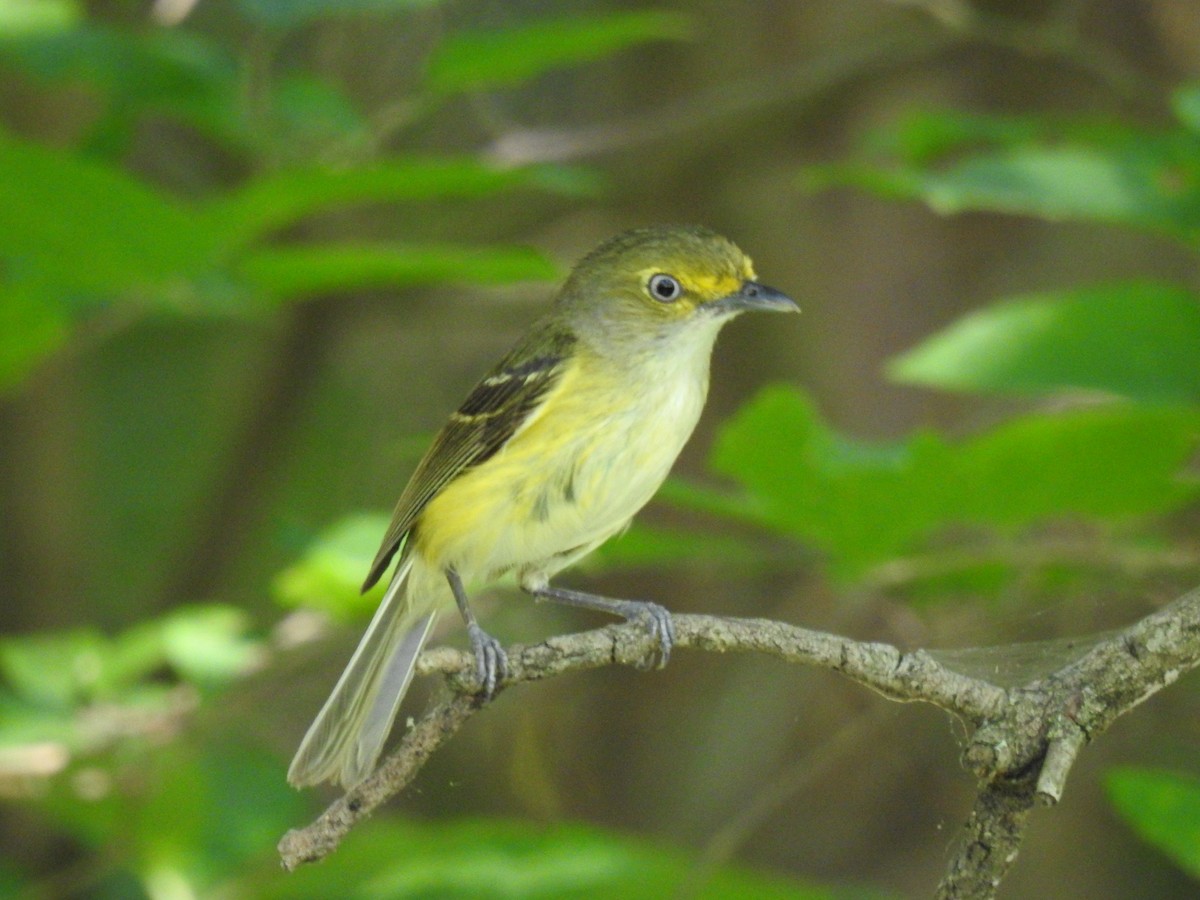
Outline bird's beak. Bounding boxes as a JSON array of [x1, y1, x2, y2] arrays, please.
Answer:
[[710, 281, 799, 316]]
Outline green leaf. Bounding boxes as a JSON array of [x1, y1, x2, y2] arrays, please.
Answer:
[[2, 25, 371, 153], [274, 514, 392, 619], [807, 133, 1200, 243], [888, 282, 1200, 402], [39, 742, 310, 890], [205, 159, 598, 248], [267, 75, 369, 154], [877, 109, 1045, 166], [191, 745, 311, 877], [0, 26, 243, 151], [0, 695, 77, 749], [0, 630, 108, 708], [259, 818, 835, 899], [705, 386, 1200, 577], [956, 147, 1190, 236], [0, 0, 79, 36], [0, 133, 220, 294], [160, 606, 263, 686], [0, 280, 69, 391], [919, 146, 1200, 234], [950, 407, 1199, 523], [132, 744, 309, 887], [1107, 767, 1200, 880], [427, 10, 691, 95], [0, 604, 262, 715], [239, 242, 558, 299]]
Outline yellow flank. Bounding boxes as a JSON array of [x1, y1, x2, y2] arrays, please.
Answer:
[[414, 326, 718, 588]]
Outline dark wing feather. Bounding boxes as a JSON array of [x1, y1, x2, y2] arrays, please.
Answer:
[[361, 323, 576, 591]]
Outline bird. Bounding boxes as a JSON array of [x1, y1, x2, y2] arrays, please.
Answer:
[[288, 224, 797, 789]]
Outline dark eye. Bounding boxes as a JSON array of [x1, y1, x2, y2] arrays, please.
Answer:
[[648, 273, 682, 302]]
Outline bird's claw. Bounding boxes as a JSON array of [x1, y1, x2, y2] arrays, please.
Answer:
[[467, 622, 508, 697], [620, 600, 675, 670]]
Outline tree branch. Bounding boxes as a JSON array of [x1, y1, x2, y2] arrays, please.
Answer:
[[278, 589, 1200, 897]]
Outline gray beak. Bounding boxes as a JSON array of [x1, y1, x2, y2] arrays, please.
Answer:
[[711, 281, 799, 315]]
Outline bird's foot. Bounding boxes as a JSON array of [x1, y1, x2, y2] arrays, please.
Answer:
[[531, 585, 675, 670], [466, 622, 508, 697], [611, 599, 675, 670]]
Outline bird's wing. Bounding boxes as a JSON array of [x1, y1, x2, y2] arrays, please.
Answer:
[[361, 321, 577, 591]]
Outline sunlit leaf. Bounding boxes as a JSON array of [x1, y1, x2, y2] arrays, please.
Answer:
[[274, 514, 391, 619], [0, 604, 263, 719], [0, 0, 79, 35], [0, 697, 77, 748], [161, 607, 263, 686], [427, 9, 690, 95], [0, 631, 107, 708], [239, 243, 558, 299], [1107, 767, 1200, 880], [703, 386, 1200, 577], [888, 282, 1200, 402]]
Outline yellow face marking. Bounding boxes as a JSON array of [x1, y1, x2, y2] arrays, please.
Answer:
[[683, 272, 742, 300], [635, 264, 755, 304]]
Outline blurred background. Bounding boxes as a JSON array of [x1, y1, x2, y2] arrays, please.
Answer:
[[2, 0, 1200, 897]]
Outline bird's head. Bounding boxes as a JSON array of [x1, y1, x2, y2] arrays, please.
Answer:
[[557, 225, 797, 340]]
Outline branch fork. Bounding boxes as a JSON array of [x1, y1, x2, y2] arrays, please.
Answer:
[[279, 588, 1200, 899]]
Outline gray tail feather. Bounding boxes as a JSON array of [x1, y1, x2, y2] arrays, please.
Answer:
[[288, 557, 436, 788]]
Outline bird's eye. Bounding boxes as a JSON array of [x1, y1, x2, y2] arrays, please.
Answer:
[[648, 273, 683, 302]]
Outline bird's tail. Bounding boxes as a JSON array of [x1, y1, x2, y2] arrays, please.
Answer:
[[287, 555, 437, 789]]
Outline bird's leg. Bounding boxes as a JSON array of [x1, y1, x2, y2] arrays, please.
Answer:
[[528, 584, 675, 670], [446, 568, 507, 696]]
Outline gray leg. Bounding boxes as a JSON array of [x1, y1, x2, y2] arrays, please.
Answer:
[[529, 585, 675, 670], [447, 568, 507, 696]]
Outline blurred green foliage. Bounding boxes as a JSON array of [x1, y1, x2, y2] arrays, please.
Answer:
[[806, 86, 1200, 243], [424, 10, 691, 96], [887, 281, 1200, 402], [274, 512, 390, 618], [691, 387, 1196, 579], [259, 819, 840, 899], [1107, 767, 1200, 881], [2, 0, 1200, 897], [809, 92, 1200, 885], [0, 130, 587, 387]]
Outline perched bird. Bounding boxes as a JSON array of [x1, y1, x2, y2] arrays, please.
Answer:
[[288, 225, 797, 789]]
